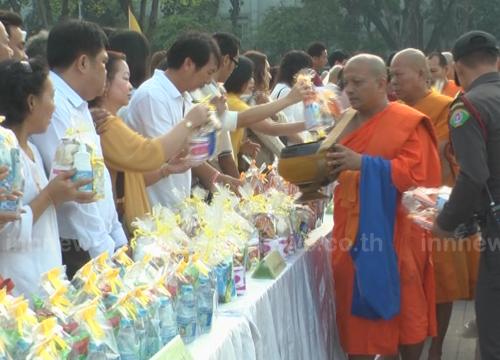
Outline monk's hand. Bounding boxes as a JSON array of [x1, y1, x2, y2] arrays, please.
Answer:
[[327, 144, 362, 174]]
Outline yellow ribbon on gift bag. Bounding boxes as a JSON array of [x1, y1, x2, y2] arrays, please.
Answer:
[[48, 287, 72, 315], [84, 272, 102, 298], [13, 300, 37, 335], [82, 303, 105, 340]]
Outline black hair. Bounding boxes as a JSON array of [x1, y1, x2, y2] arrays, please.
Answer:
[[224, 56, 254, 94], [88, 51, 127, 108], [25, 30, 49, 60], [157, 58, 169, 71], [307, 42, 327, 58], [102, 27, 117, 38], [276, 51, 313, 87], [427, 52, 448, 68], [458, 48, 499, 68], [386, 51, 397, 67], [328, 49, 349, 67], [244, 50, 268, 91], [0, 58, 49, 127], [108, 29, 150, 89], [167, 31, 221, 71], [150, 50, 167, 74], [337, 67, 345, 91], [213, 32, 240, 58], [47, 19, 108, 71], [0, 11, 23, 36]]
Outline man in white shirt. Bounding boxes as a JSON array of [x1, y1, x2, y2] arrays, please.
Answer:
[[196, 32, 313, 177], [129, 31, 243, 209], [30, 20, 127, 279]]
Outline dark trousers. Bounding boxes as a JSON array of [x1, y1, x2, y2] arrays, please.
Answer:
[[60, 238, 91, 280], [476, 217, 500, 360]]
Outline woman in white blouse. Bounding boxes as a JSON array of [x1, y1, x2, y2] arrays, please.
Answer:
[[0, 59, 95, 299], [270, 51, 315, 144]]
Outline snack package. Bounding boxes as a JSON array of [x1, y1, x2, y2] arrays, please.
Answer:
[[247, 232, 260, 271], [0, 125, 24, 214], [294, 206, 316, 249], [0, 336, 11, 360], [28, 318, 72, 360], [402, 187, 451, 230], [215, 257, 234, 304], [3, 300, 37, 359], [111, 246, 134, 276], [186, 102, 221, 166], [295, 68, 341, 131], [68, 300, 119, 360], [49, 114, 105, 199]]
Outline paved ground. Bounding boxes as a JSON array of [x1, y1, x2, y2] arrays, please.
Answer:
[[419, 301, 478, 360]]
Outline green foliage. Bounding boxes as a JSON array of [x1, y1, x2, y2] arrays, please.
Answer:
[[152, 3, 231, 52], [255, 1, 362, 64]]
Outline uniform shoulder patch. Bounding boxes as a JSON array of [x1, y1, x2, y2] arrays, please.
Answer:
[[450, 107, 470, 128]]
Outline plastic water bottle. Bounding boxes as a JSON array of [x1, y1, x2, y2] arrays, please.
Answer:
[[146, 305, 162, 358], [117, 318, 140, 360], [158, 297, 178, 346], [135, 308, 147, 359], [72, 142, 93, 192], [197, 277, 214, 333], [86, 341, 107, 360], [176, 285, 197, 344]]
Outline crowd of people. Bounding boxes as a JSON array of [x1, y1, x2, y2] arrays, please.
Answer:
[[0, 8, 499, 360]]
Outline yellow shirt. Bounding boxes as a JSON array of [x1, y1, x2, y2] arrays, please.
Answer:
[[99, 116, 166, 234], [226, 93, 250, 167]]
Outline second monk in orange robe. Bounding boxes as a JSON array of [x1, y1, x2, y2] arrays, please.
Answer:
[[327, 54, 440, 359], [392, 48, 480, 360]]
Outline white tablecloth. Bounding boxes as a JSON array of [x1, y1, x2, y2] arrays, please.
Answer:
[[186, 217, 346, 360]]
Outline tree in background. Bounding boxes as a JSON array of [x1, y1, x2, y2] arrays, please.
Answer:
[[254, 0, 364, 65], [339, 0, 500, 52], [151, 0, 231, 51]]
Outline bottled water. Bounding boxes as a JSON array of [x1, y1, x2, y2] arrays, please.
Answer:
[[176, 285, 197, 344], [117, 318, 140, 360], [86, 341, 107, 360], [158, 297, 178, 346], [135, 308, 147, 359], [146, 304, 162, 358], [197, 277, 214, 333]]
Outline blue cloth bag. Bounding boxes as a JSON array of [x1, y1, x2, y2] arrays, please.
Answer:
[[350, 155, 401, 321]]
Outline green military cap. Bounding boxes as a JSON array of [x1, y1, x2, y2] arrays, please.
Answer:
[[452, 30, 500, 62]]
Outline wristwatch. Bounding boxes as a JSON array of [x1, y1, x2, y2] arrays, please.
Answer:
[[183, 119, 193, 129]]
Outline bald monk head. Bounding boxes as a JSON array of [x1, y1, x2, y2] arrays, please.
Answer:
[[390, 48, 429, 106], [343, 54, 388, 115], [442, 51, 455, 79]]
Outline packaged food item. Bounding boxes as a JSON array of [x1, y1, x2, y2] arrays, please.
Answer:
[[3, 300, 37, 359], [0, 125, 24, 214], [186, 104, 221, 166], [295, 68, 341, 131], [50, 114, 105, 199]]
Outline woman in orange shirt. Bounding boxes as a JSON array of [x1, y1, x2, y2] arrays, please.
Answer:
[[89, 51, 211, 235], [225, 56, 307, 167]]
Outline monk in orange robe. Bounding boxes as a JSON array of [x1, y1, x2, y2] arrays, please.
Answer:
[[326, 54, 440, 360], [442, 52, 455, 81], [392, 49, 480, 360], [427, 52, 463, 98]]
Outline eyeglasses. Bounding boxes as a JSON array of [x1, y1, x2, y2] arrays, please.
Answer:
[[230, 57, 239, 68]]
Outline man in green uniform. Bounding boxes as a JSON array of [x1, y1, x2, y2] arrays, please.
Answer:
[[432, 31, 500, 360]]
